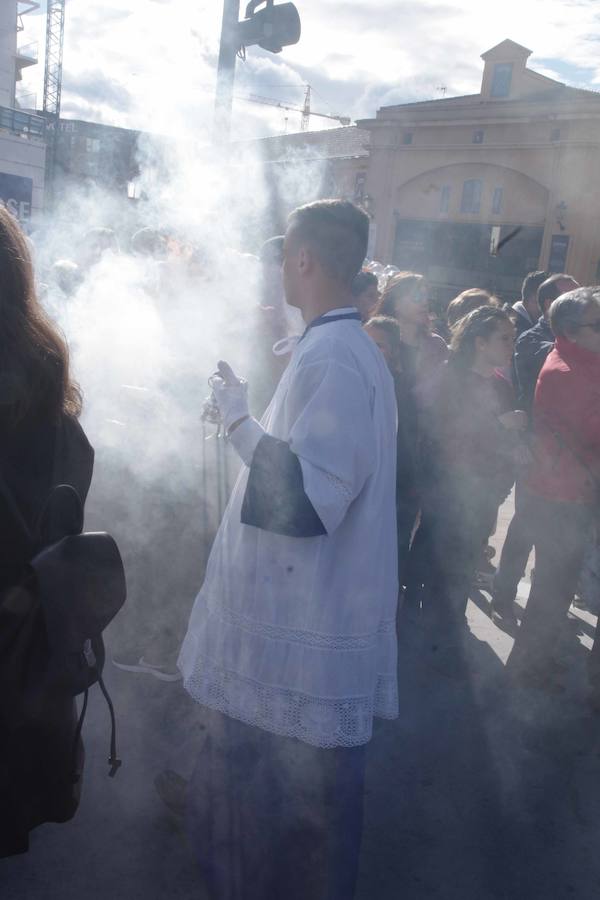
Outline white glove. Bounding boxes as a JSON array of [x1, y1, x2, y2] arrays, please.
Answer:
[[211, 361, 265, 465], [210, 361, 250, 433]]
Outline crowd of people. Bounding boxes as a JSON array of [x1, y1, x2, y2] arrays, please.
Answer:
[[358, 261, 600, 688], [0, 196, 599, 899]]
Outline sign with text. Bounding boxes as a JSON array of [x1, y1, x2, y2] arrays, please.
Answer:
[[0, 172, 33, 226]]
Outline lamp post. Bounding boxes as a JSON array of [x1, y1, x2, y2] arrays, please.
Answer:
[[214, 0, 241, 143], [213, 0, 301, 143]]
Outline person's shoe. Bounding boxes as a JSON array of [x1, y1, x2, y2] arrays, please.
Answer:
[[154, 769, 188, 817], [491, 601, 518, 626], [572, 595, 589, 611], [474, 570, 494, 591], [478, 548, 497, 573], [112, 652, 182, 682]]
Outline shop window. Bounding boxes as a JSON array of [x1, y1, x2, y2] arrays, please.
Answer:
[[402, 132, 413, 145], [460, 179, 482, 214], [472, 129, 484, 144], [491, 63, 513, 98]]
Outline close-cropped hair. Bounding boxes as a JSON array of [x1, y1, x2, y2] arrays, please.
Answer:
[[549, 287, 600, 338], [287, 200, 369, 287], [351, 270, 378, 296], [447, 288, 499, 328], [537, 273, 573, 315], [449, 305, 513, 370], [522, 270, 549, 302], [0, 207, 81, 427]]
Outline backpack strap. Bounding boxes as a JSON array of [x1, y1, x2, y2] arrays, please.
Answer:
[[97, 671, 122, 778], [71, 642, 122, 779]]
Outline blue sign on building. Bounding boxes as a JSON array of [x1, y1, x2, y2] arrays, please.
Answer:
[[0, 172, 33, 225]]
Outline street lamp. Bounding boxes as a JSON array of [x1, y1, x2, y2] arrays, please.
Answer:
[[214, 0, 301, 142]]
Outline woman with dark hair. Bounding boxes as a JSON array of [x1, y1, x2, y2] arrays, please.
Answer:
[[446, 288, 500, 329], [0, 207, 94, 857], [376, 272, 448, 388], [415, 306, 525, 629]]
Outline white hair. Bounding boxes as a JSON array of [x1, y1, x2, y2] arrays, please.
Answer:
[[549, 287, 600, 337]]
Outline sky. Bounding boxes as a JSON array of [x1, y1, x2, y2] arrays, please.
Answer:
[[18, 0, 600, 139]]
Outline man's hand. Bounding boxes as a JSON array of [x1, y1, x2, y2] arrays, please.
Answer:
[[210, 360, 250, 433]]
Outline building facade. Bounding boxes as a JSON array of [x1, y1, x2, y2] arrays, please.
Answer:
[[358, 40, 600, 301], [54, 118, 141, 195], [17, 34, 598, 299], [0, 1, 46, 226], [229, 40, 600, 301]]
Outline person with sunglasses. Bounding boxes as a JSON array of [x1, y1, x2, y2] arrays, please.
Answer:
[[506, 287, 600, 692]]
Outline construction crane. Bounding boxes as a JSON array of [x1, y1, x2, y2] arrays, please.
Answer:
[[43, 0, 65, 118], [43, 0, 66, 205], [235, 85, 351, 131]]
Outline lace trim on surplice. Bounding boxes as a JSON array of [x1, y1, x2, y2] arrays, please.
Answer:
[[208, 602, 396, 651], [184, 657, 398, 749]]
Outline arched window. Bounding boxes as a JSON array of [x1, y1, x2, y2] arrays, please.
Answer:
[[460, 179, 482, 214]]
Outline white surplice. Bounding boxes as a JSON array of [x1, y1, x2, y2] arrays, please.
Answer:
[[179, 310, 399, 748]]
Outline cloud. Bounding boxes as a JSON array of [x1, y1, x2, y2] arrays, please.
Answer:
[[17, 0, 600, 137]]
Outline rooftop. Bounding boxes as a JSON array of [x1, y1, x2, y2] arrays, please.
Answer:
[[360, 44, 600, 126], [232, 126, 370, 163]]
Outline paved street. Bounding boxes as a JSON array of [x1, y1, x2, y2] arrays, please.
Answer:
[[2, 495, 600, 899]]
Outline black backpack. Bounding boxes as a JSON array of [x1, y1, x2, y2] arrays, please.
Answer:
[[27, 483, 127, 777]]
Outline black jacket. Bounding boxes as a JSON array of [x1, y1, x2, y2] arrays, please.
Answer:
[[512, 302, 535, 339], [513, 317, 555, 414], [0, 414, 94, 857]]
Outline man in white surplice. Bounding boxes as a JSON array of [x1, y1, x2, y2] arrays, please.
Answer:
[[179, 200, 398, 900]]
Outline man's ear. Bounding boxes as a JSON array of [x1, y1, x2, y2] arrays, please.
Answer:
[[298, 244, 315, 276]]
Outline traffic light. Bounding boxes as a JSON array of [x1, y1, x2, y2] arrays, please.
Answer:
[[238, 0, 301, 54]]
